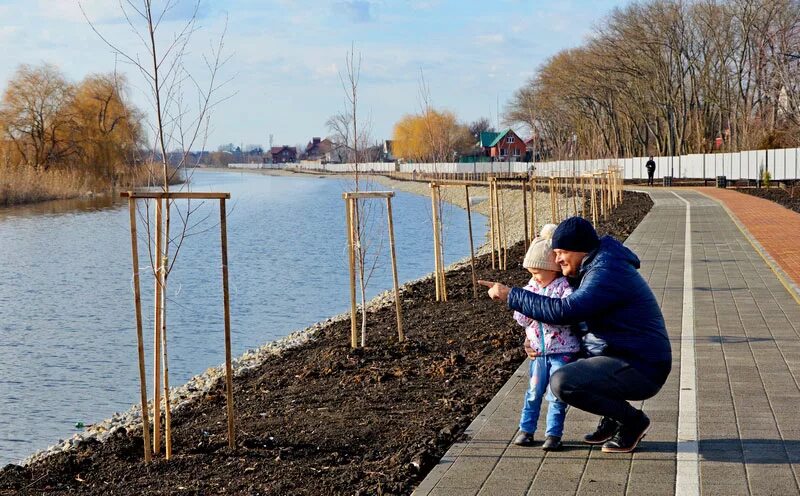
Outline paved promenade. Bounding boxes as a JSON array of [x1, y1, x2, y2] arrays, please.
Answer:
[[414, 189, 800, 495]]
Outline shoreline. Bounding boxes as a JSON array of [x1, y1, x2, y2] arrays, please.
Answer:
[[15, 166, 579, 467]]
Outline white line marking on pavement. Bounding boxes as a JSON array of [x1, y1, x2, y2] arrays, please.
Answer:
[[672, 192, 699, 496]]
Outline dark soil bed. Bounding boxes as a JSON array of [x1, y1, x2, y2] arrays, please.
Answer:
[[0, 191, 653, 496], [736, 186, 800, 214]]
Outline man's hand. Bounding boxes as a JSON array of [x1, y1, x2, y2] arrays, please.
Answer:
[[478, 280, 511, 302]]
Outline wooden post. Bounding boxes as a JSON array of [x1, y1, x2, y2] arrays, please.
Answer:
[[436, 187, 448, 299], [488, 180, 496, 270], [127, 198, 152, 463], [549, 177, 557, 223], [499, 185, 508, 270], [492, 179, 502, 269], [430, 184, 444, 301], [464, 185, 477, 299], [591, 176, 598, 226], [572, 176, 578, 217], [581, 176, 587, 218], [152, 198, 162, 455], [430, 185, 440, 300], [160, 203, 172, 460], [530, 178, 537, 238], [219, 198, 236, 449], [386, 197, 404, 341], [161, 272, 172, 459], [522, 179, 529, 251], [345, 197, 358, 348]]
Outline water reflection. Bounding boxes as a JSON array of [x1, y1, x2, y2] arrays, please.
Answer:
[[0, 194, 120, 220]]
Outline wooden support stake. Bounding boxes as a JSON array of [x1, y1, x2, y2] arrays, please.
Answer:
[[437, 187, 448, 301], [522, 179, 529, 251], [219, 198, 236, 449], [127, 198, 152, 463], [430, 184, 443, 301], [492, 180, 502, 269], [581, 177, 587, 218], [530, 178, 538, 238], [345, 198, 358, 348], [161, 257, 172, 459], [549, 178, 557, 224], [499, 185, 508, 270], [591, 177, 598, 226], [464, 185, 478, 299], [152, 198, 162, 455], [572, 176, 578, 217], [386, 197, 404, 341], [488, 180, 496, 270]]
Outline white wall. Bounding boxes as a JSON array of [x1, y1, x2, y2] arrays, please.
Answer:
[[289, 147, 800, 180]]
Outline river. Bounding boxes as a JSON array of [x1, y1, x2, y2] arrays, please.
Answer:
[[0, 169, 486, 465]]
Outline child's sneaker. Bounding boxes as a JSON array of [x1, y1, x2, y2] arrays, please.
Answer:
[[513, 431, 535, 447], [541, 435, 562, 451]]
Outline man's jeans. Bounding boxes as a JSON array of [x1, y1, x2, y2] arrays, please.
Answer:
[[519, 354, 575, 436], [550, 356, 666, 425]]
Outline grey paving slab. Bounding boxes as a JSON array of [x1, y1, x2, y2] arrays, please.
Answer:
[[413, 189, 800, 496]]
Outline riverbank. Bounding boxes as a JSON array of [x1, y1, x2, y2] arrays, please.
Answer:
[[0, 175, 652, 494]]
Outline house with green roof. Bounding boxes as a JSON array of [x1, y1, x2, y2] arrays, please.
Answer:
[[479, 129, 527, 162]]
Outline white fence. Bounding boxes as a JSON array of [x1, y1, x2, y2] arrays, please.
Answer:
[[288, 147, 800, 180]]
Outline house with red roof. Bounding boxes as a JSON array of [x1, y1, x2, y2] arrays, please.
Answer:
[[479, 129, 527, 161]]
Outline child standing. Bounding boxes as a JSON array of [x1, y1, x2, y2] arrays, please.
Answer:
[[513, 224, 581, 450]]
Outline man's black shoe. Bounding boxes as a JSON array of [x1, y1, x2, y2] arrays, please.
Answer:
[[541, 435, 562, 451], [583, 416, 620, 445], [601, 412, 651, 453]]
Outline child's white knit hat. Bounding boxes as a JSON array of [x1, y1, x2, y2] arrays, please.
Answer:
[[523, 224, 560, 272]]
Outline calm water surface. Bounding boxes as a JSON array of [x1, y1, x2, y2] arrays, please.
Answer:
[[0, 170, 486, 464]]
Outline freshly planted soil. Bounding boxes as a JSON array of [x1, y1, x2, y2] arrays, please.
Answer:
[[737, 186, 800, 214], [0, 191, 653, 496]]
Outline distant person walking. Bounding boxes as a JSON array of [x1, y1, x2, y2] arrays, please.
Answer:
[[645, 157, 656, 186]]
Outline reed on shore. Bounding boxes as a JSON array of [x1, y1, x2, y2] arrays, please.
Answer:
[[0, 163, 181, 207]]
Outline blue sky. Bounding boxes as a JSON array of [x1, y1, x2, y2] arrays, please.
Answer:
[[0, 0, 632, 150]]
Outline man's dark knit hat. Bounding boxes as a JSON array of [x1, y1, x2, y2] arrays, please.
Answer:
[[552, 216, 600, 253]]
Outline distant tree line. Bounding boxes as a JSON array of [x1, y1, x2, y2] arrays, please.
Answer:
[[0, 64, 145, 182], [505, 0, 800, 160]]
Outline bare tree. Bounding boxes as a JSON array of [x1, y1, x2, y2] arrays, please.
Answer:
[[82, 0, 232, 457], [504, 0, 800, 158], [337, 43, 383, 347]]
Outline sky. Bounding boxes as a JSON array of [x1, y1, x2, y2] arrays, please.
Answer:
[[0, 0, 633, 151]]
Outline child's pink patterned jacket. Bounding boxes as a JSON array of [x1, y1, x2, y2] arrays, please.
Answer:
[[513, 276, 581, 355]]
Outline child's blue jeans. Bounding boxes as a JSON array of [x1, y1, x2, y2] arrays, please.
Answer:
[[519, 353, 576, 436]]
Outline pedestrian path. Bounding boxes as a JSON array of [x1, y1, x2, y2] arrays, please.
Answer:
[[694, 186, 800, 298], [413, 190, 800, 495]]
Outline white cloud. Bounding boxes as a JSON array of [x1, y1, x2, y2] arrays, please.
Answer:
[[313, 63, 339, 80], [38, 0, 123, 23], [333, 1, 375, 23], [0, 25, 21, 43], [475, 34, 505, 45]]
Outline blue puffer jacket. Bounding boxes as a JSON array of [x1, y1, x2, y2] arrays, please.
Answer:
[[507, 236, 672, 381]]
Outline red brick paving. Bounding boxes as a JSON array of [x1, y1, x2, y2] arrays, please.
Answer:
[[694, 187, 800, 289]]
